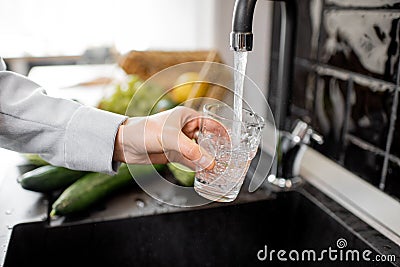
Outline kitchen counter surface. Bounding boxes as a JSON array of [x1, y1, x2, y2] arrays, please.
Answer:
[[1, 148, 399, 266], [0, 148, 275, 266], [0, 149, 48, 266]]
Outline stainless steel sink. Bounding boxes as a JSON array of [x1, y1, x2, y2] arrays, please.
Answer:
[[4, 189, 398, 267]]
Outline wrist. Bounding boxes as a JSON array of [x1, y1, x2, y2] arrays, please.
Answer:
[[113, 124, 125, 163]]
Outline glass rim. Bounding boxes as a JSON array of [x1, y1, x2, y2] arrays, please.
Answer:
[[203, 103, 265, 128]]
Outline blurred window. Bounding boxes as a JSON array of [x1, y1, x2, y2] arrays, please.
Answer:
[[0, 0, 214, 58]]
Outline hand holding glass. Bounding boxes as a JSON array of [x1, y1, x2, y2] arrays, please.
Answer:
[[194, 104, 264, 202]]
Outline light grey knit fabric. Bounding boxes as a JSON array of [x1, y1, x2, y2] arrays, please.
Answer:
[[0, 57, 127, 174]]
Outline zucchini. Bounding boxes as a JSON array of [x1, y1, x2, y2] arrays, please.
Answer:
[[18, 165, 87, 192], [50, 164, 165, 217]]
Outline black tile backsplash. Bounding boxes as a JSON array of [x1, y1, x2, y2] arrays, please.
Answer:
[[269, 0, 400, 200], [350, 83, 390, 150], [319, 9, 399, 83], [385, 161, 400, 201], [325, 0, 400, 9]]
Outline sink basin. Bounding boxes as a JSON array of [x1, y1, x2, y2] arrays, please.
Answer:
[[4, 190, 396, 267]]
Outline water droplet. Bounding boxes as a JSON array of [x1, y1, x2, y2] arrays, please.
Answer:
[[383, 245, 391, 250], [135, 199, 145, 208], [5, 210, 12, 215]]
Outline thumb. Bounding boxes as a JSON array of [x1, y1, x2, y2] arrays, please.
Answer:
[[178, 133, 215, 170]]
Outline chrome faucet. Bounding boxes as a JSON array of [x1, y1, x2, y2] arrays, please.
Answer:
[[267, 120, 323, 190], [230, 0, 297, 130], [230, 0, 323, 191], [230, 0, 257, 52]]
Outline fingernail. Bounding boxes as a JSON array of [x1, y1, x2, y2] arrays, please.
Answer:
[[197, 154, 215, 170], [194, 130, 200, 139]]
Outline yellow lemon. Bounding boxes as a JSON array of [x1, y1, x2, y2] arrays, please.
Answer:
[[171, 72, 208, 104]]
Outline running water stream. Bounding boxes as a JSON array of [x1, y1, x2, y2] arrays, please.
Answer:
[[232, 51, 248, 146]]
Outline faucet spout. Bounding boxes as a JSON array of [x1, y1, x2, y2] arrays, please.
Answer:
[[230, 0, 258, 52], [230, 0, 304, 191]]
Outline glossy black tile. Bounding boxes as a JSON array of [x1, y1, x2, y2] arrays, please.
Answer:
[[326, 0, 400, 9], [269, 0, 400, 198], [389, 92, 400, 158], [350, 84, 390, 150], [319, 9, 400, 84]]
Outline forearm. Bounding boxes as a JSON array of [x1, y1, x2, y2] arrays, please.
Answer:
[[0, 59, 127, 174]]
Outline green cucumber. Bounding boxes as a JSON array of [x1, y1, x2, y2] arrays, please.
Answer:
[[50, 164, 164, 217], [18, 165, 87, 192], [167, 162, 195, 187], [22, 154, 49, 166]]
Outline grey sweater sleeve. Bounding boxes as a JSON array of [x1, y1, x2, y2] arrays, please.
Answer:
[[0, 58, 127, 174]]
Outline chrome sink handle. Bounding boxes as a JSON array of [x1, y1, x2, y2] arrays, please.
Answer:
[[266, 120, 323, 191], [290, 120, 323, 146]]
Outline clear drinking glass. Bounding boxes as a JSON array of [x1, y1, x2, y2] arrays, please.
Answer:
[[194, 103, 265, 202]]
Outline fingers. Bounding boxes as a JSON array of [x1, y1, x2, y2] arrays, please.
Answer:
[[200, 117, 230, 140], [147, 153, 169, 164], [178, 132, 215, 170], [162, 106, 230, 171], [182, 116, 230, 140], [173, 106, 201, 126], [147, 152, 196, 170], [147, 106, 229, 171], [165, 106, 229, 141], [166, 151, 197, 170]]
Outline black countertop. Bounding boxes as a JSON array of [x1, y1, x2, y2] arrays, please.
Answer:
[[0, 148, 399, 266]]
